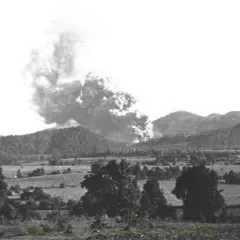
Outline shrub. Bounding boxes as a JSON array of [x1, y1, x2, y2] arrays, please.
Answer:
[[16, 169, 22, 178], [40, 223, 53, 234], [46, 211, 60, 222], [59, 183, 65, 189], [27, 224, 44, 236], [51, 196, 65, 210], [67, 199, 77, 212], [19, 202, 41, 221], [27, 223, 53, 236], [21, 187, 51, 202], [28, 167, 45, 177], [9, 184, 21, 194], [63, 168, 71, 174], [91, 160, 105, 173], [49, 170, 60, 175], [48, 155, 63, 166], [39, 199, 52, 210], [70, 201, 84, 216], [64, 223, 73, 235]]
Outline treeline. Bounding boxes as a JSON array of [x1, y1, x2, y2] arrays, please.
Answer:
[[10, 186, 66, 221], [70, 160, 226, 222], [223, 170, 240, 184], [128, 162, 181, 180], [148, 149, 240, 166], [16, 167, 72, 178], [91, 160, 182, 180]]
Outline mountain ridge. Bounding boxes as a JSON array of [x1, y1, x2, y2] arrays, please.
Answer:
[[136, 124, 240, 151], [153, 111, 240, 137]]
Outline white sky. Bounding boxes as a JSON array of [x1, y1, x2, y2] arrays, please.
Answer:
[[0, 0, 240, 135]]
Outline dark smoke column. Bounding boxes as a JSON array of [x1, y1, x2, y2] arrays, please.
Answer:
[[25, 30, 153, 143]]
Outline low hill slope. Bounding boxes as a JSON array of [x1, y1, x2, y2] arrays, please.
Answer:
[[0, 126, 128, 159]]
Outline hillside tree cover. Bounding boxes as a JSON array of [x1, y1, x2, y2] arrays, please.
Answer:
[[0, 127, 128, 164]]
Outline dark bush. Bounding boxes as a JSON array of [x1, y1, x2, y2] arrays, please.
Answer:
[[9, 184, 21, 194], [66, 199, 77, 212], [16, 169, 22, 178], [63, 168, 72, 174], [59, 183, 65, 189], [46, 211, 60, 222], [18, 200, 40, 220], [70, 201, 84, 216], [39, 199, 52, 210], [28, 167, 45, 177], [49, 170, 60, 175]]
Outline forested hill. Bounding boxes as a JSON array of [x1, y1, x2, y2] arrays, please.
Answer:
[[0, 126, 128, 159], [136, 124, 240, 150], [153, 111, 240, 137], [2, 121, 240, 164]]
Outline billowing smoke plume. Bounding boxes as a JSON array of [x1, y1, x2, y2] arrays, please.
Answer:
[[26, 30, 153, 143]]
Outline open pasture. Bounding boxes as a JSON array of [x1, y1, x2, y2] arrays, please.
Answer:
[[3, 161, 240, 206], [7, 170, 240, 206], [2, 164, 90, 179], [6, 171, 88, 188]]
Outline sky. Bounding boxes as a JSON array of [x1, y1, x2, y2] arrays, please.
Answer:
[[0, 0, 240, 135]]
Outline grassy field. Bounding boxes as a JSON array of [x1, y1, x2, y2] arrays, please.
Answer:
[[5, 173, 240, 205], [2, 161, 240, 239], [2, 164, 90, 179], [3, 161, 240, 205]]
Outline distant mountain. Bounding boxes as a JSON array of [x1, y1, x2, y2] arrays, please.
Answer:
[[153, 111, 240, 137], [0, 126, 128, 163]]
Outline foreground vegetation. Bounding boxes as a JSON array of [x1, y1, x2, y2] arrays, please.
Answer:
[[1, 153, 240, 239], [2, 219, 240, 239], [64, 221, 240, 240]]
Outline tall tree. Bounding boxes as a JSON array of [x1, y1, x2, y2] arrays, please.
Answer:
[[140, 179, 167, 218], [81, 159, 141, 217], [0, 167, 16, 219], [172, 165, 225, 222], [0, 167, 8, 209]]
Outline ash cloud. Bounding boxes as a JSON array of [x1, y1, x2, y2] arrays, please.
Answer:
[[26, 30, 153, 143]]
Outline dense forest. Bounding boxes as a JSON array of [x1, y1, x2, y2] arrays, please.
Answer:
[[1, 123, 240, 164], [0, 126, 128, 164]]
